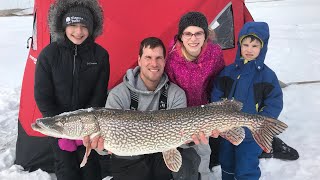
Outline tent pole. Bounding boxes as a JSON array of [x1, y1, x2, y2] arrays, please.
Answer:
[[279, 80, 320, 88]]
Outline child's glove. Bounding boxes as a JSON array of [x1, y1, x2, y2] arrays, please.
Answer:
[[58, 139, 83, 152]]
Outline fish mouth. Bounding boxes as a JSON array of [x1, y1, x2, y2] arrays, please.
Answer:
[[31, 118, 65, 137], [31, 122, 42, 131]]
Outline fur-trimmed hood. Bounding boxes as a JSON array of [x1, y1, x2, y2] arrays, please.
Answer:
[[48, 0, 103, 42]]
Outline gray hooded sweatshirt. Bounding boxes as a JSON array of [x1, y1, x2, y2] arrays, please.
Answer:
[[106, 66, 186, 110]]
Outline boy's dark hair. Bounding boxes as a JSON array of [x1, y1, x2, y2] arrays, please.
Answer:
[[240, 34, 263, 46], [139, 37, 166, 58]]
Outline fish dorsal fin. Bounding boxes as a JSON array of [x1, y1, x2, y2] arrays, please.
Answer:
[[208, 99, 243, 112], [162, 149, 182, 172], [220, 127, 245, 145]]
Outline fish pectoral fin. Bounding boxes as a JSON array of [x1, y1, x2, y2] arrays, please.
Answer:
[[220, 127, 245, 145], [80, 146, 92, 168], [162, 149, 182, 172]]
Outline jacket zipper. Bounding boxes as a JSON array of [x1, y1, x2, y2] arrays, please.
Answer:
[[73, 45, 78, 76]]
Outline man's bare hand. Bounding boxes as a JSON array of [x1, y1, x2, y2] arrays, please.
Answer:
[[189, 130, 220, 145], [211, 129, 220, 138], [83, 136, 105, 151], [192, 132, 208, 145]]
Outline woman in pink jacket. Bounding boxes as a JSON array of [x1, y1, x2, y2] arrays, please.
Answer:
[[165, 11, 225, 180]]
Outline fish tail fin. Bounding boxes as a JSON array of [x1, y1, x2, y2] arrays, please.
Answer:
[[252, 117, 288, 153]]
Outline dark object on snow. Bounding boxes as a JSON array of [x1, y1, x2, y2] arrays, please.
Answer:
[[259, 136, 299, 160]]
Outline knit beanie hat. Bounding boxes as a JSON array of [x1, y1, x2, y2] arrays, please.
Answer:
[[62, 6, 94, 35], [178, 11, 208, 41]]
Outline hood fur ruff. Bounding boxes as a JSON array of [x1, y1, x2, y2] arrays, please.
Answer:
[[48, 0, 103, 42]]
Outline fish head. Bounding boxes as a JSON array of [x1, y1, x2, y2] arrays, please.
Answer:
[[31, 111, 100, 139]]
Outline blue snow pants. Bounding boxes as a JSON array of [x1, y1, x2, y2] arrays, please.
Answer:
[[219, 127, 263, 180]]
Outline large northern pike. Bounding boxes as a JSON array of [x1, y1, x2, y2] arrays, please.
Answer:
[[31, 100, 287, 172]]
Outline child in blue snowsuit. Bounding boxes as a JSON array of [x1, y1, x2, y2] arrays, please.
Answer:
[[211, 21, 283, 180]]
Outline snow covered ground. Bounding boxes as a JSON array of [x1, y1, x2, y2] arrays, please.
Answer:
[[0, 0, 319, 179], [0, 0, 33, 10]]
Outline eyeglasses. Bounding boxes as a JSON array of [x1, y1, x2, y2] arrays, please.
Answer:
[[182, 31, 205, 39]]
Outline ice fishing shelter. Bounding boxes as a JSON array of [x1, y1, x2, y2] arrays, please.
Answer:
[[15, 0, 253, 173]]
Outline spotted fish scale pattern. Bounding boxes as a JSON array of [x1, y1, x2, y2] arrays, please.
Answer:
[[32, 100, 288, 156]]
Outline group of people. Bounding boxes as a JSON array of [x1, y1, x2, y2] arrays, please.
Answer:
[[34, 0, 284, 180]]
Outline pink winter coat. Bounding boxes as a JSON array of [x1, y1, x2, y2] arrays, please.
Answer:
[[165, 41, 225, 107]]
